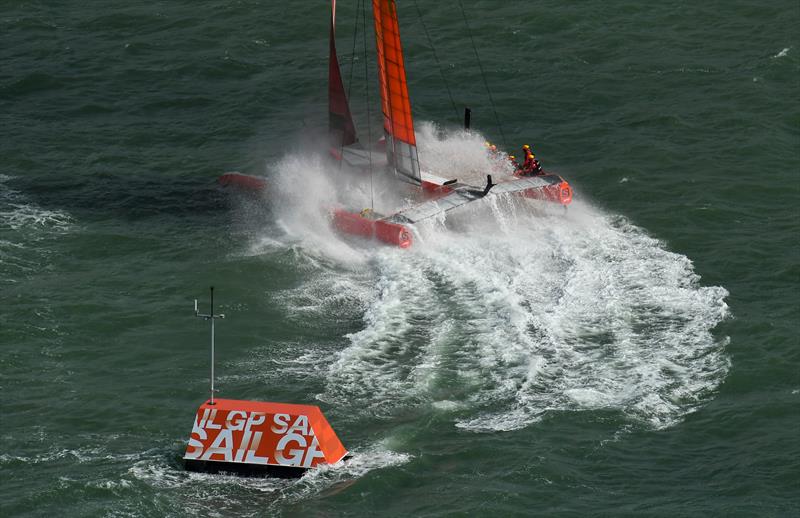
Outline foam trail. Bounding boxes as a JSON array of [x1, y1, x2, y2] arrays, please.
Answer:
[[258, 125, 730, 433], [317, 201, 729, 432]]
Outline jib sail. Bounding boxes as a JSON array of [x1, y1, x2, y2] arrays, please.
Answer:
[[329, 0, 358, 147]]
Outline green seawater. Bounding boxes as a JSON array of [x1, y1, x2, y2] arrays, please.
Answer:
[[2, 1, 798, 516]]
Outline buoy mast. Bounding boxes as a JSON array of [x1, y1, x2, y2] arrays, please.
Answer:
[[194, 286, 225, 405]]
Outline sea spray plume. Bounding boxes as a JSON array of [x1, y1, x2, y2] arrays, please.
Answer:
[[248, 122, 519, 258], [267, 152, 368, 264], [414, 121, 516, 184]]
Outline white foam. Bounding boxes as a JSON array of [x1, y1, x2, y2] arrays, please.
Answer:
[[127, 443, 410, 515], [0, 175, 73, 233], [773, 47, 790, 58], [252, 125, 730, 433]]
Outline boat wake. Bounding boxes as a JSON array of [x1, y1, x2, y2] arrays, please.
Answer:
[[254, 132, 730, 434], [320, 201, 729, 431]]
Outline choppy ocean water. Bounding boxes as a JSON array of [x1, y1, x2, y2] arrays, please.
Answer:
[[2, 1, 798, 516]]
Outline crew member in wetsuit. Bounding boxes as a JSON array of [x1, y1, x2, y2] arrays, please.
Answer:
[[522, 144, 533, 159], [522, 152, 536, 175], [530, 154, 544, 175]]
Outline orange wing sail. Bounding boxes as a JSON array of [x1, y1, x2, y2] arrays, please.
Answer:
[[372, 0, 420, 183], [329, 0, 358, 147]]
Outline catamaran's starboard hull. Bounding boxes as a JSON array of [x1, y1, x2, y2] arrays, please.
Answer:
[[517, 176, 573, 205]]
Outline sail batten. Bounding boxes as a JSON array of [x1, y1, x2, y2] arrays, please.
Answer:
[[329, 0, 358, 147], [372, 0, 420, 183]]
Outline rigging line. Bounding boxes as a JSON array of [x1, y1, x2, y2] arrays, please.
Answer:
[[456, 0, 507, 147], [411, 0, 460, 123], [361, 0, 374, 211]]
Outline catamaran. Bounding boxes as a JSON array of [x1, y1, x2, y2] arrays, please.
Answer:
[[221, 0, 573, 248]]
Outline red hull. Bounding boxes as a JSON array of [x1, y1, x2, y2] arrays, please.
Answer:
[[218, 172, 267, 192], [331, 209, 413, 248], [514, 173, 573, 205], [522, 179, 573, 205]]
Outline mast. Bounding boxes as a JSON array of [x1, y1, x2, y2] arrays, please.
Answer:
[[329, 0, 358, 147], [372, 0, 421, 184], [194, 287, 225, 405]]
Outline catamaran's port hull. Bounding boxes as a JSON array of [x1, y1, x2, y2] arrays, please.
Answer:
[[332, 208, 413, 248], [218, 172, 267, 192]]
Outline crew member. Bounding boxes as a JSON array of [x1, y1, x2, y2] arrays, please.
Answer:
[[522, 152, 536, 174], [522, 144, 534, 161], [508, 155, 520, 173], [530, 154, 543, 175]]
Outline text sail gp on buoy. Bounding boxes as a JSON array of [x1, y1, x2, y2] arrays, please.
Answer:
[[183, 287, 348, 478]]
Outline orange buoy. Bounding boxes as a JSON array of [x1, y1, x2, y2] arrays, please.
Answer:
[[184, 398, 348, 478], [184, 288, 347, 478]]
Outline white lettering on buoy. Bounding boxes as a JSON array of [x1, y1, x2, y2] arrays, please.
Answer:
[[271, 413, 290, 434], [287, 415, 310, 436], [244, 431, 268, 464], [184, 415, 208, 459], [275, 433, 307, 466], [301, 436, 326, 468], [233, 429, 252, 462], [205, 409, 222, 430], [246, 412, 266, 429], [226, 410, 247, 431], [201, 429, 233, 461], [187, 408, 332, 468], [193, 411, 207, 433]]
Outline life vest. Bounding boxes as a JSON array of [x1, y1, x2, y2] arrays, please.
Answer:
[[523, 155, 534, 168]]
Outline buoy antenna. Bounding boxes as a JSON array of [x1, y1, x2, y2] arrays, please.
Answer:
[[194, 286, 225, 405]]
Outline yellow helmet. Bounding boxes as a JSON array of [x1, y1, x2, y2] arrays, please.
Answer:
[[485, 141, 491, 147], [523, 144, 530, 149], [531, 154, 536, 158], [509, 155, 516, 159]]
